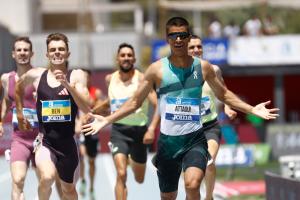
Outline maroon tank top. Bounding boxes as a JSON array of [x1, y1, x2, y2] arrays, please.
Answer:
[[8, 71, 39, 141]]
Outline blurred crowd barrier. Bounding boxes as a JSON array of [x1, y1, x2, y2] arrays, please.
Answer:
[[265, 170, 300, 200]]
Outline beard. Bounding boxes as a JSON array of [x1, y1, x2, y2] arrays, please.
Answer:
[[120, 64, 134, 73]]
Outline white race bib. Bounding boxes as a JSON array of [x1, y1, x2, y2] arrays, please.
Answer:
[[12, 108, 39, 128], [165, 97, 200, 122], [110, 98, 128, 112]]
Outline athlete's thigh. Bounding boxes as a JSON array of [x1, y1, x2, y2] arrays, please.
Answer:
[[10, 140, 31, 164], [205, 124, 222, 160], [182, 142, 209, 173], [153, 154, 182, 193], [56, 141, 80, 184], [10, 161, 28, 182], [113, 153, 128, 173], [35, 144, 57, 178], [130, 158, 146, 181], [129, 125, 147, 163], [84, 135, 99, 158], [207, 139, 220, 160]]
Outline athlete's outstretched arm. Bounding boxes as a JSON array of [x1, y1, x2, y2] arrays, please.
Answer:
[[143, 89, 160, 144], [0, 74, 14, 136], [213, 65, 237, 119], [202, 60, 279, 120], [92, 99, 110, 114]]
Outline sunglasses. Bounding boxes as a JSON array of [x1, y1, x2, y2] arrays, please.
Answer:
[[167, 32, 190, 40]]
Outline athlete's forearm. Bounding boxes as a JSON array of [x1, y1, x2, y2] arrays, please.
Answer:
[[0, 99, 11, 122], [147, 90, 160, 132], [92, 99, 110, 114], [15, 79, 25, 118], [105, 96, 141, 124], [223, 89, 253, 114], [148, 110, 160, 132]]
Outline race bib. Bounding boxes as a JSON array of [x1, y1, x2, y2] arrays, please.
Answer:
[[110, 98, 128, 112], [201, 96, 211, 116], [41, 100, 71, 122], [165, 97, 200, 122], [12, 108, 39, 128]]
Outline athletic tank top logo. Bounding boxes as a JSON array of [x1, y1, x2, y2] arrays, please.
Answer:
[[201, 96, 211, 116], [110, 98, 129, 112], [193, 71, 198, 79], [12, 108, 39, 128], [41, 99, 71, 122], [165, 97, 200, 122]]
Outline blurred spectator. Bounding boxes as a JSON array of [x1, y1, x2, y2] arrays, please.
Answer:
[[243, 14, 262, 36], [263, 15, 279, 35], [223, 20, 240, 38], [208, 17, 222, 38]]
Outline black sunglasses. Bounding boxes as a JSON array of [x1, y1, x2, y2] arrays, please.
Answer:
[[167, 32, 190, 40]]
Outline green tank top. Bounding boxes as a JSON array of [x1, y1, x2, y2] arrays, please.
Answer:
[[108, 70, 149, 126], [157, 57, 207, 159], [201, 81, 218, 124]]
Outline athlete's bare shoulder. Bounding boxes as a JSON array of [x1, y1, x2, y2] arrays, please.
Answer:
[[147, 59, 163, 77], [135, 69, 145, 82], [0, 72, 13, 94], [105, 73, 113, 86], [70, 68, 85, 78], [70, 68, 88, 85], [211, 64, 220, 72], [0, 72, 11, 85], [200, 59, 214, 81], [143, 59, 163, 87], [25, 67, 46, 80]]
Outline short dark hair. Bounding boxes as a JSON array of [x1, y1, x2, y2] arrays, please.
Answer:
[[14, 36, 32, 51], [82, 69, 91, 75], [46, 33, 69, 51], [166, 17, 190, 35], [191, 34, 200, 39], [117, 43, 135, 55]]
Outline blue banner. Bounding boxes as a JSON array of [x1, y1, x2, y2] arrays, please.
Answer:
[[151, 39, 170, 62], [202, 38, 229, 65]]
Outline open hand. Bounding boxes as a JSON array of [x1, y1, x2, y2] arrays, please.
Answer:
[[252, 100, 279, 120], [81, 113, 108, 135]]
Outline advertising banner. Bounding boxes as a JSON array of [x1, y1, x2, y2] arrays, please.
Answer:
[[202, 38, 228, 65], [216, 144, 270, 167], [228, 35, 300, 65], [266, 124, 300, 158], [216, 144, 255, 167]]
